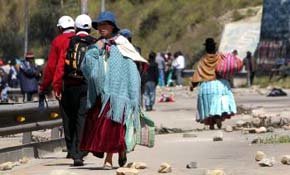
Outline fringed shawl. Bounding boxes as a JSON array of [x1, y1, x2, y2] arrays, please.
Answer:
[[81, 43, 141, 128], [192, 53, 221, 83]]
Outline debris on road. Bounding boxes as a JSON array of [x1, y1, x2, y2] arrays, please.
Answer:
[[255, 151, 266, 161], [116, 167, 139, 175], [126, 162, 147, 169], [186, 161, 197, 169], [0, 161, 21, 171], [213, 131, 223, 142], [205, 169, 226, 175], [258, 158, 275, 167], [158, 162, 172, 173], [281, 155, 290, 165]]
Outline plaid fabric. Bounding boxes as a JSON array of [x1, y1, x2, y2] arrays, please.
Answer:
[[196, 79, 237, 122], [136, 112, 155, 148], [216, 53, 243, 79]]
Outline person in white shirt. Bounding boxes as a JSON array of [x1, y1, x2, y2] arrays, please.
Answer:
[[172, 51, 185, 86]]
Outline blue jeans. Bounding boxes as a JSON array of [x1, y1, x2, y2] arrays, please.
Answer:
[[1, 86, 8, 102], [158, 69, 165, 86], [144, 81, 156, 108]]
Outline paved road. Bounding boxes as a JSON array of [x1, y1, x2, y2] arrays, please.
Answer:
[[4, 87, 290, 175]]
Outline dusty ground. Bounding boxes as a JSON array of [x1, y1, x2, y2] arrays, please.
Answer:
[[2, 86, 290, 175]]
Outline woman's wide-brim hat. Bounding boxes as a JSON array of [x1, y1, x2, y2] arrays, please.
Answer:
[[203, 38, 216, 46], [92, 11, 119, 31]]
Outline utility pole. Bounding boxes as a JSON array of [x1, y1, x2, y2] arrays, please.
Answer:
[[24, 0, 29, 56], [81, 0, 88, 14], [101, 0, 105, 12]]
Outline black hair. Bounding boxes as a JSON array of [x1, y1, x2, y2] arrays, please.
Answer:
[[149, 51, 156, 63], [205, 44, 216, 54]]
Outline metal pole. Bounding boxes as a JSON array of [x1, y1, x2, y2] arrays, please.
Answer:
[[81, 0, 88, 14], [101, 0, 105, 12], [24, 0, 29, 56]]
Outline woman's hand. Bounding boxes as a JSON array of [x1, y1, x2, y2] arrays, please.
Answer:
[[97, 40, 105, 49]]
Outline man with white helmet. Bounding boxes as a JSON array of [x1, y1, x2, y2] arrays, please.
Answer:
[[52, 14, 96, 166], [38, 15, 75, 162], [39, 16, 75, 94]]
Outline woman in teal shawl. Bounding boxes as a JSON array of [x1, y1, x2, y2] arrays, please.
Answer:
[[80, 11, 141, 169]]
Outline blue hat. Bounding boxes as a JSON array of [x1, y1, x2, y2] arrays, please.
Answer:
[[119, 29, 132, 39], [92, 11, 119, 31]]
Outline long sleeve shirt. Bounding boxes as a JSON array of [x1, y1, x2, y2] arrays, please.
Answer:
[[39, 31, 75, 92]]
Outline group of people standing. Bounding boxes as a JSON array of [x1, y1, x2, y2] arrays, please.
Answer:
[[0, 53, 41, 103], [39, 11, 145, 168], [155, 51, 185, 87]]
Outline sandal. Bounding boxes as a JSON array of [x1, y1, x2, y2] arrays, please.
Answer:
[[103, 162, 113, 170], [118, 152, 127, 167]]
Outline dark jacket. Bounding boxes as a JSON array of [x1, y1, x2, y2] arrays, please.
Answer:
[[18, 60, 39, 93], [143, 62, 159, 84]]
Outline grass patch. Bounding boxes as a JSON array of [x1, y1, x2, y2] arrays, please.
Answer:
[[252, 134, 290, 144], [253, 75, 290, 88]]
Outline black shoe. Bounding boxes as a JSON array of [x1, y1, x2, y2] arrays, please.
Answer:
[[73, 159, 84, 166], [118, 152, 127, 167], [93, 152, 104, 158], [66, 153, 72, 159]]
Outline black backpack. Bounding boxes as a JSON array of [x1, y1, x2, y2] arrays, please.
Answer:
[[65, 35, 96, 80]]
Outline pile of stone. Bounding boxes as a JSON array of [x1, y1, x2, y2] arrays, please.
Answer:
[[255, 151, 290, 167], [0, 157, 29, 171], [116, 162, 172, 174], [225, 107, 290, 133]]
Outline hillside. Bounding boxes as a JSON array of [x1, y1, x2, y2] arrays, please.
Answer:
[[0, 0, 263, 67]]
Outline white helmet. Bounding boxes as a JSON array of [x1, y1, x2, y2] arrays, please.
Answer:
[[75, 14, 92, 30], [57, 16, 74, 28]]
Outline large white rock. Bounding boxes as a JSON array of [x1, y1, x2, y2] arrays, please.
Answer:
[[0, 162, 16, 171], [205, 169, 226, 175], [116, 168, 139, 175], [158, 162, 172, 173], [281, 155, 290, 165], [259, 158, 275, 167], [255, 151, 266, 161]]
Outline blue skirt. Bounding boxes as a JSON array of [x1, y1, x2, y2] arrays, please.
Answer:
[[196, 79, 236, 124]]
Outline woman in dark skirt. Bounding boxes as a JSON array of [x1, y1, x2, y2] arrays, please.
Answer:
[[80, 11, 142, 169]]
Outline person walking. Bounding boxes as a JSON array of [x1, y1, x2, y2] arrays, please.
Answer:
[[80, 11, 141, 169], [191, 38, 237, 130], [243, 51, 256, 87], [172, 51, 185, 86], [39, 16, 75, 95], [38, 15, 75, 159], [18, 52, 40, 102], [156, 52, 166, 87], [52, 14, 96, 166], [143, 51, 159, 111]]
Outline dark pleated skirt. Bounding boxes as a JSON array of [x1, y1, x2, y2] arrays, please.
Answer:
[[80, 99, 126, 154]]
